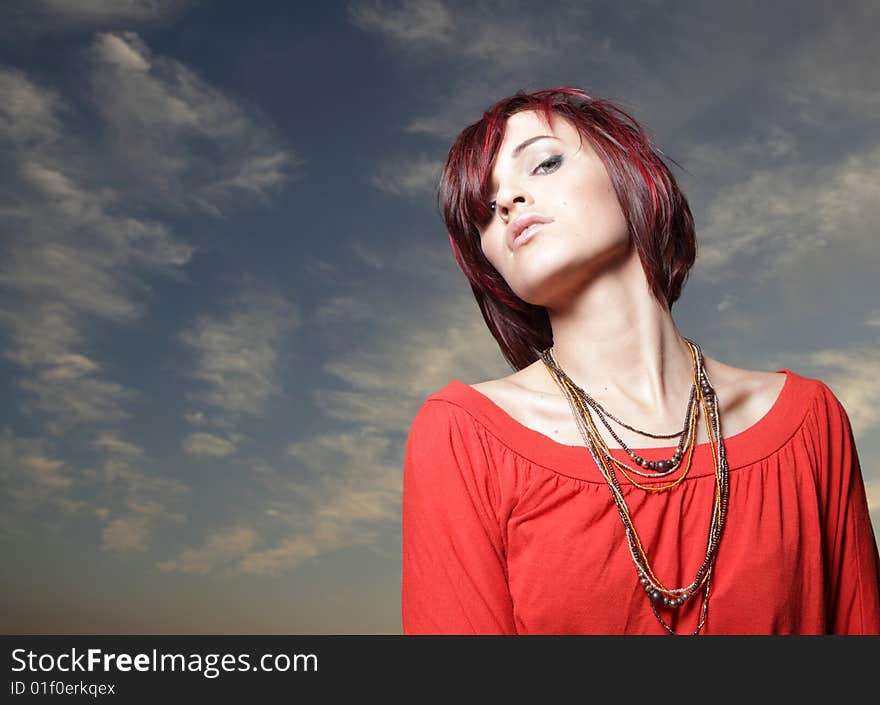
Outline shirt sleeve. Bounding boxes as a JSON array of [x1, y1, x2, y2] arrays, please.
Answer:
[[401, 398, 517, 634], [814, 383, 880, 634]]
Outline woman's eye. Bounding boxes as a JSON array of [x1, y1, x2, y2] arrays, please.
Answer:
[[488, 200, 497, 214], [533, 155, 563, 174]]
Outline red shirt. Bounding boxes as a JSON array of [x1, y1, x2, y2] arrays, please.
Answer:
[[401, 369, 880, 634]]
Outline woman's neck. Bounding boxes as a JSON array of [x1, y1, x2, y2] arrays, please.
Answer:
[[545, 250, 695, 419]]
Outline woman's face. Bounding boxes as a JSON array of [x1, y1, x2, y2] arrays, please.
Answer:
[[478, 109, 631, 308]]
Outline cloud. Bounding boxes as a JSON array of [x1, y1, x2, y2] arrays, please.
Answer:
[[160, 427, 402, 576], [0, 427, 186, 554], [86, 455, 188, 553], [315, 239, 504, 417], [0, 62, 194, 433], [312, 296, 376, 325], [87, 31, 296, 215], [348, 0, 455, 44], [231, 286, 495, 577], [348, 240, 385, 271], [0, 68, 65, 147], [183, 410, 208, 426], [312, 293, 499, 432], [0, 428, 91, 542], [783, 344, 880, 438], [2, 31, 296, 435], [0, 36, 299, 563], [196, 152, 294, 210], [101, 516, 153, 552], [348, 0, 628, 139], [347, 0, 880, 157], [181, 432, 236, 458], [157, 526, 260, 575], [180, 284, 299, 418], [867, 479, 880, 514], [779, 1, 880, 127], [692, 142, 880, 284], [348, 0, 596, 72], [158, 237, 495, 577], [0, 154, 192, 430], [2, 0, 194, 31], [16, 361, 134, 431], [0, 429, 73, 512], [173, 242, 500, 575], [92, 433, 144, 457], [371, 155, 442, 197], [96, 31, 152, 70]]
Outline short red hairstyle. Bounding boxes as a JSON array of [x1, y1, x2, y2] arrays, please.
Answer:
[[439, 87, 696, 371]]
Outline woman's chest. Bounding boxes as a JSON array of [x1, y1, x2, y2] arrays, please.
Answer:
[[502, 470, 827, 634]]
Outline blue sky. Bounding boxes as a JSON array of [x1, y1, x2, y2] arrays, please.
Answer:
[[1, 0, 878, 633]]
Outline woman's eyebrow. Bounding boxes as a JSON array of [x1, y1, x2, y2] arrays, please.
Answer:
[[511, 134, 561, 158], [488, 135, 562, 196]]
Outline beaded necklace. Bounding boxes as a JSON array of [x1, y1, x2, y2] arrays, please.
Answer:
[[539, 338, 730, 635]]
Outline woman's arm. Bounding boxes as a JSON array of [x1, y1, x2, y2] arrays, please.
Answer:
[[815, 383, 880, 634], [401, 399, 517, 634]]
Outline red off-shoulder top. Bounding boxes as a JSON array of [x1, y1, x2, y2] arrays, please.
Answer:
[[401, 369, 880, 634]]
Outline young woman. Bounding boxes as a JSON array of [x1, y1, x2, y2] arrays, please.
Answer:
[[400, 87, 880, 635]]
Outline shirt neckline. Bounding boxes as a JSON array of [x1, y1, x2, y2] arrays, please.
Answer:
[[435, 369, 811, 480]]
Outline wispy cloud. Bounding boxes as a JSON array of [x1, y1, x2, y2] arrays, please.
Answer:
[[181, 432, 237, 458], [1, 31, 296, 559], [2, 0, 194, 31], [348, 0, 455, 44], [867, 479, 880, 514], [160, 426, 402, 576], [159, 234, 503, 577], [232, 246, 500, 572], [180, 283, 299, 419], [157, 525, 260, 575], [86, 453, 188, 553], [1, 30, 297, 435], [783, 344, 880, 438], [348, 0, 609, 138], [0, 153, 192, 430], [779, 1, 880, 127], [0, 68, 65, 146], [693, 143, 880, 283], [312, 295, 376, 325], [87, 31, 296, 215], [348, 0, 598, 77], [92, 433, 144, 457], [0, 426, 187, 554], [0, 430, 73, 513], [1, 57, 198, 433], [371, 155, 442, 197]]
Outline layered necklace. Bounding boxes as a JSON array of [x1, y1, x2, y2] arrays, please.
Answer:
[[539, 338, 729, 635]]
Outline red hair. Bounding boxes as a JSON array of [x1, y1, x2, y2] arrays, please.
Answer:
[[438, 87, 697, 371]]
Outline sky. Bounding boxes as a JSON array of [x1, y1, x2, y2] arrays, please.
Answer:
[[1, 0, 878, 634]]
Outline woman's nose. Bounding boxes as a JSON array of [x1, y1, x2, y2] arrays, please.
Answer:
[[498, 194, 527, 222]]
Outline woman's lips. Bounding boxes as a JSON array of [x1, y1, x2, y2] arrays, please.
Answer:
[[512, 222, 547, 248], [507, 214, 554, 250]]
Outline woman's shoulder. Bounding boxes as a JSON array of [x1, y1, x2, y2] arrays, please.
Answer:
[[407, 377, 541, 453], [408, 380, 490, 434]]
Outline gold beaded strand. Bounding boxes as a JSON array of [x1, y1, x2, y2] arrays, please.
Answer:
[[539, 338, 730, 634]]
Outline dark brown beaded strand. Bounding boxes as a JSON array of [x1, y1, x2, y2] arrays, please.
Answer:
[[541, 338, 707, 478], [553, 365, 724, 634], [541, 338, 707, 472], [540, 339, 729, 635]]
